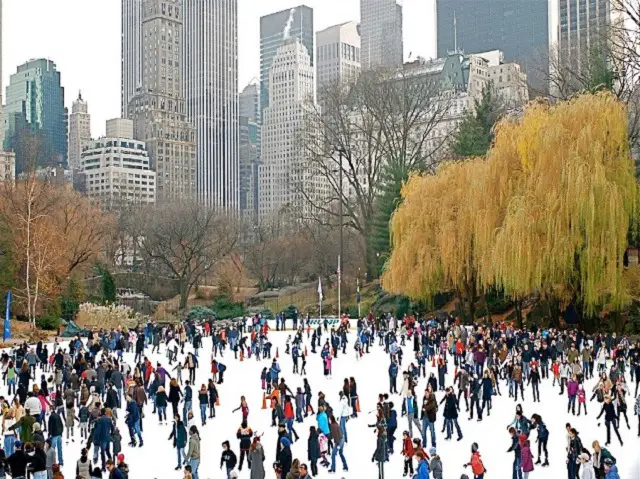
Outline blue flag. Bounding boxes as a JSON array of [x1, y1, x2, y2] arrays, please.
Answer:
[[3, 291, 11, 342]]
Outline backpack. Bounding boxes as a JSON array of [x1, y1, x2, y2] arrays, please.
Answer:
[[218, 364, 226, 373]]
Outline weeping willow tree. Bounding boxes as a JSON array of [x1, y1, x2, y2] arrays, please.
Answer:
[[383, 92, 637, 329]]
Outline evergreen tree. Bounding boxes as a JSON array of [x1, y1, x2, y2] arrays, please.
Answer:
[[452, 84, 503, 158]]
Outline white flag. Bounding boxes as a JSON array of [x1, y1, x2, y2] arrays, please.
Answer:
[[317, 277, 323, 302], [337, 255, 341, 283]]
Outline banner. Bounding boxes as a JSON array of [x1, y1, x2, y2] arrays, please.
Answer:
[[3, 291, 11, 342], [317, 277, 323, 302]]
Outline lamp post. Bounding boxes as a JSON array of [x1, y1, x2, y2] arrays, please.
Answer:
[[333, 147, 346, 316]]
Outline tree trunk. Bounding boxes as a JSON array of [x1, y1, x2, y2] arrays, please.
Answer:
[[179, 281, 190, 310], [514, 299, 523, 329]]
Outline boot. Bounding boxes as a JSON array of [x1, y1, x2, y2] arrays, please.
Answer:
[[535, 458, 541, 465], [542, 459, 549, 467]]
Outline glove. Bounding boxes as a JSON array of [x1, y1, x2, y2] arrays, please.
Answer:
[[372, 457, 375, 463]]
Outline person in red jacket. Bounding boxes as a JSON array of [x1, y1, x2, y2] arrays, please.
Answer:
[[402, 430, 414, 476], [465, 442, 486, 479], [283, 396, 299, 441]]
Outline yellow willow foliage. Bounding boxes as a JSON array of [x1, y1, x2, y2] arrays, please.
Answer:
[[493, 93, 636, 313], [383, 159, 489, 299], [384, 92, 637, 314]]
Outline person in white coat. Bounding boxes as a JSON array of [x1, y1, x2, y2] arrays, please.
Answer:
[[578, 452, 596, 479], [338, 392, 350, 443]]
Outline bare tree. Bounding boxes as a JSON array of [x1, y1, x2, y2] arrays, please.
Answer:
[[242, 212, 289, 291], [0, 133, 62, 325], [297, 68, 449, 278], [139, 202, 238, 310]]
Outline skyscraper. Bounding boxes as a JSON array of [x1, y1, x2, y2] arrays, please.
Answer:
[[128, 0, 196, 202], [0, 0, 15, 181], [3, 59, 67, 168], [436, 0, 550, 90], [260, 5, 314, 115], [121, 0, 143, 118], [316, 21, 361, 90], [184, 0, 239, 209], [239, 82, 261, 220], [360, 0, 403, 70], [558, 0, 612, 65], [259, 40, 326, 219], [68, 92, 92, 171]]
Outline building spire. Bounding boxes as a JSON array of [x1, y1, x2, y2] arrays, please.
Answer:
[[78, 90, 82, 101], [453, 10, 458, 53]]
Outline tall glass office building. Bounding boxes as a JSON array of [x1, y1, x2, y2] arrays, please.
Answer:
[[3, 58, 67, 167], [436, 0, 550, 90], [260, 5, 313, 116]]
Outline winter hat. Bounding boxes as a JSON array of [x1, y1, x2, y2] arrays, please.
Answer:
[[14, 441, 22, 449], [579, 453, 590, 462], [117, 453, 125, 463], [429, 447, 437, 456], [33, 423, 41, 432], [280, 436, 292, 447]]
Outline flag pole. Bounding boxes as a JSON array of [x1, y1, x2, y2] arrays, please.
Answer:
[[338, 255, 341, 317]]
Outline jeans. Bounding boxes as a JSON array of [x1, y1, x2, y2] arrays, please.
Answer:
[[7, 378, 15, 395], [183, 401, 192, 424], [93, 441, 111, 469], [445, 418, 462, 439], [33, 472, 47, 479], [177, 446, 186, 468], [157, 406, 166, 422], [513, 456, 523, 479], [200, 404, 207, 423], [51, 435, 63, 465], [128, 419, 142, 444], [330, 438, 348, 472], [190, 458, 200, 479], [3, 435, 15, 456], [340, 416, 348, 443], [421, 418, 436, 447]]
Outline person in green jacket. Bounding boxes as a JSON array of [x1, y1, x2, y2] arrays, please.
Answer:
[[168, 416, 188, 470], [9, 408, 35, 443]]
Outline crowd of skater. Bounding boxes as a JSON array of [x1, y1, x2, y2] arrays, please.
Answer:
[[0, 311, 635, 479]]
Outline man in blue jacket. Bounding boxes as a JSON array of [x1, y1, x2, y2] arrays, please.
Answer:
[[389, 361, 399, 394], [125, 395, 143, 448], [93, 409, 114, 471]]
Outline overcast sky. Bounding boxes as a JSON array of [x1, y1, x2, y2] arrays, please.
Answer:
[[3, 0, 436, 136]]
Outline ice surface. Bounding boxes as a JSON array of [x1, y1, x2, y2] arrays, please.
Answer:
[[8, 325, 639, 479]]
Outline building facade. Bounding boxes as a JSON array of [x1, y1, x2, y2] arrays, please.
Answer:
[[316, 21, 361, 90], [260, 5, 314, 115], [436, 0, 550, 90], [3, 59, 67, 168], [67, 92, 92, 171], [184, 0, 239, 209], [259, 40, 326, 219], [558, 0, 611, 65], [80, 120, 156, 206], [128, 0, 196, 202], [360, 0, 403, 70], [121, 0, 143, 118]]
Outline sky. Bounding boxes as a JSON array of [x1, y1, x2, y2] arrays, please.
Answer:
[[2, 0, 436, 137]]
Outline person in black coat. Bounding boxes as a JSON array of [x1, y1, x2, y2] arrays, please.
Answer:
[[307, 426, 321, 476], [441, 388, 463, 441], [277, 436, 292, 479], [372, 425, 387, 479], [597, 395, 623, 446]]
